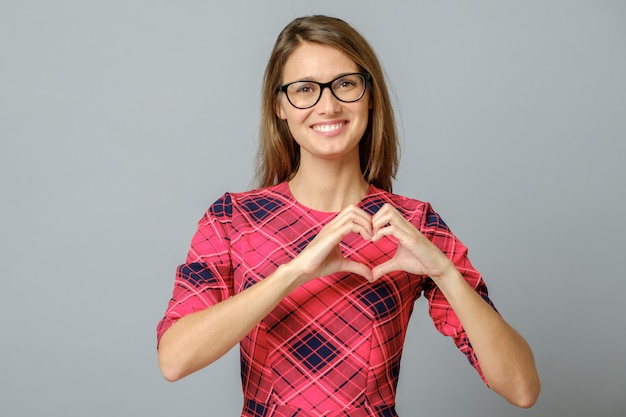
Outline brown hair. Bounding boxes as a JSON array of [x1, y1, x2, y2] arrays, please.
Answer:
[[255, 15, 399, 192]]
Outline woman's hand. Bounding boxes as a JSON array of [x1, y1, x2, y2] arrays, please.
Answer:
[[370, 203, 454, 282]]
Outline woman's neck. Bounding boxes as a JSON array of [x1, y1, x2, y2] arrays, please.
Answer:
[[288, 160, 369, 212]]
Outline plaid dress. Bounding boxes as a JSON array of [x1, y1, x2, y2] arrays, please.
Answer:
[[157, 182, 493, 417]]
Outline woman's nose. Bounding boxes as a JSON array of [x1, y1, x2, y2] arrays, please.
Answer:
[[316, 86, 341, 114]]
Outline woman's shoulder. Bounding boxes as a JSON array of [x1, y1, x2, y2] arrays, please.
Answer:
[[207, 183, 292, 218], [228, 182, 290, 201]]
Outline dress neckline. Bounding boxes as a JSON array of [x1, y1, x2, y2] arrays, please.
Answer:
[[276, 181, 376, 219]]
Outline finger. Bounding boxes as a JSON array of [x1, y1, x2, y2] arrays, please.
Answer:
[[371, 223, 415, 243], [348, 221, 373, 241], [335, 204, 370, 220], [371, 224, 394, 242], [330, 216, 372, 240], [350, 214, 373, 239], [319, 211, 370, 242], [333, 206, 373, 239], [371, 203, 397, 221], [371, 204, 405, 233], [371, 213, 422, 244], [341, 205, 374, 225]]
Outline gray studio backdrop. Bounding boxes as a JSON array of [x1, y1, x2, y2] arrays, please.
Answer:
[[1, 1, 624, 416]]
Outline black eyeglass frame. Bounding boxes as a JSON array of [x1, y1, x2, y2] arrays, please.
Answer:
[[277, 72, 371, 109]]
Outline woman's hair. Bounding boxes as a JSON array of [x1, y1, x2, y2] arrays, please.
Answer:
[[255, 15, 399, 192]]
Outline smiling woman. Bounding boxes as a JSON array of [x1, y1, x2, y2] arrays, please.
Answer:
[[156, 15, 540, 416], [275, 42, 372, 186]]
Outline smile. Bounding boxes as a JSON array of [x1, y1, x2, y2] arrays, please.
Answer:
[[312, 122, 345, 133]]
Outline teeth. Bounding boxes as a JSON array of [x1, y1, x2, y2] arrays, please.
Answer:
[[313, 122, 344, 132]]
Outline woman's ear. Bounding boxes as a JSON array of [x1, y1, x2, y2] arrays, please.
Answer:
[[275, 100, 287, 120]]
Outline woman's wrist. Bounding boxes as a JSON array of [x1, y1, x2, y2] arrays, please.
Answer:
[[428, 264, 464, 292], [275, 260, 310, 292]]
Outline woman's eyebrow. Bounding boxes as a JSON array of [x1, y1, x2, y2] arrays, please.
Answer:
[[286, 72, 356, 83]]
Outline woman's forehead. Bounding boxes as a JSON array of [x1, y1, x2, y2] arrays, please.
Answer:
[[282, 42, 359, 82]]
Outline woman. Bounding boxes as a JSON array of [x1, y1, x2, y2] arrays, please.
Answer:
[[157, 15, 540, 416]]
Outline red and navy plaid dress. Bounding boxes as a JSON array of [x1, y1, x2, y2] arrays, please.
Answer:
[[157, 182, 493, 417]]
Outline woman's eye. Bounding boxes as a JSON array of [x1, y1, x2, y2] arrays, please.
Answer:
[[294, 84, 316, 94], [335, 78, 357, 89]]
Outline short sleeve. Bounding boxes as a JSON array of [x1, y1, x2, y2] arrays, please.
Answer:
[[420, 204, 497, 385], [156, 193, 234, 345]]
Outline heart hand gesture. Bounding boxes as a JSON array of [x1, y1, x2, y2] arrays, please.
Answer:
[[289, 203, 456, 286]]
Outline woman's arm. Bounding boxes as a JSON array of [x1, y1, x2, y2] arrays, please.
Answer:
[[370, 203, 541, 408], [158, 205, 375, 381], [158, 261, 298, 381], [431, 269, 540, 408]]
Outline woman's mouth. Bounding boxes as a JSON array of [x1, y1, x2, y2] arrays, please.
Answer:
[[312, 122, 346, 134]]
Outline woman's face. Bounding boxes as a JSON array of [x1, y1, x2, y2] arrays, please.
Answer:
[[276, 42, 371, 166]]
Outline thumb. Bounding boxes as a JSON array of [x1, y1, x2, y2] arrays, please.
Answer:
[[340, 259, 374, 282], [371, 260, 400, 282]]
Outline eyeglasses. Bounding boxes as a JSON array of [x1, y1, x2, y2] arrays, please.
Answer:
[[278, 72, 371, 109]]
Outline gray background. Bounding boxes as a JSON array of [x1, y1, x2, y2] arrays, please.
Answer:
[[1, 1, 624, 416]]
